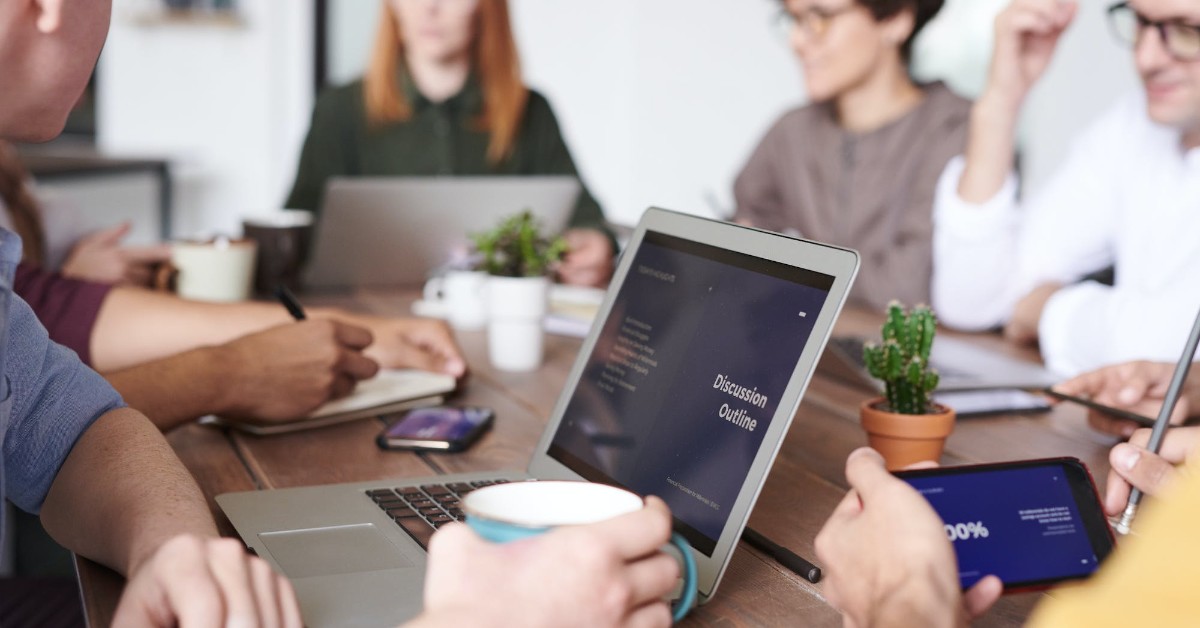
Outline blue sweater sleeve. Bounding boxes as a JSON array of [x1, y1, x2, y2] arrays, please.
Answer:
[[3, 292, 125, 514]]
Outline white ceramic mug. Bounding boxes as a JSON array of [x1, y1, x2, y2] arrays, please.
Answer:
[[172, 237, 257, 302], [423, 270, 489, 331], [486, 276, 548, 372], [463, 481, 698, 622]]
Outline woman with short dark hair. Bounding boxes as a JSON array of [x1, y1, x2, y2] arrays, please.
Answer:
[[734, 0, 968, 309]]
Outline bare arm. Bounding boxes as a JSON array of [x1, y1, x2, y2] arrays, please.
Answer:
[[89, 287, 291, 372], [39, 407, 217, 575], [89, 287, 465, 378], [40, 407, 306, 626], [956, 0, 1076, 203], [104, 348, 231, 432], [106, 319, 380, 432]]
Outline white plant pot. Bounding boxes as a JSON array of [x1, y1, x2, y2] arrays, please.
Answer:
[[486, 275, 549, 372]]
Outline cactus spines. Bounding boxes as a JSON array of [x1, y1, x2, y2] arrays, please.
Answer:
[[862, 302, 941, 415]]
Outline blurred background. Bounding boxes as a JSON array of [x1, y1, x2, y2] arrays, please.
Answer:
[[23, 0, 1136, 245]]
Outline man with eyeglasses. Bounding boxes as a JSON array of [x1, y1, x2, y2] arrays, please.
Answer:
[[930, 0, 1200, 382]]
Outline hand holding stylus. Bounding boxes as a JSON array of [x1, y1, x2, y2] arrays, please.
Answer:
[[1112, 308, 1200, 535], [1105, 426, 1200, 517]]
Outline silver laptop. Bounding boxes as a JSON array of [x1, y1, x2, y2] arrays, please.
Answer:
[[219, 208, 860, 627], [821, 335, 1061, 391], [305, 176, 580, 288]]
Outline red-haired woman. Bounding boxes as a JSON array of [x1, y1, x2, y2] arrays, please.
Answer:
[[286, 0, 613, 286]]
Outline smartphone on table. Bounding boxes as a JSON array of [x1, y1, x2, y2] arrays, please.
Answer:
[[1043, 388, 1156, 427], [894, 457, 1116, 592], [377, 406, 494, 452], [933, 389, 1052, 418]]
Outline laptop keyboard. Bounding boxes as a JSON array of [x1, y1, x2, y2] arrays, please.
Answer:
[[366, 479, 511, 550]]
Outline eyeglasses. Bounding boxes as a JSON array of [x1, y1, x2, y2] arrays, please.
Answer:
[[773, 4, 860, 41], [1108, 2, 1200, 61]]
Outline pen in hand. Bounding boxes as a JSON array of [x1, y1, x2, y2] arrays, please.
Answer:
[[275, 284, 307, 321], [1113, 306, 1200, 535]]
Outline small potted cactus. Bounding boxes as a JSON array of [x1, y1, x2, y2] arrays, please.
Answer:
[[859, 302, 956, 470]]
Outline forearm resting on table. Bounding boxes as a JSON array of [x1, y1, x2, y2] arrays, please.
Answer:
[[39, 407, 217, 576], [90, 287, 293, 372], [89, 287, 378, 373], [106, 347, 237, 431]]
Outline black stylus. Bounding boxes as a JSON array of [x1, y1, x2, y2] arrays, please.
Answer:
[[742, 526, 822, 584]]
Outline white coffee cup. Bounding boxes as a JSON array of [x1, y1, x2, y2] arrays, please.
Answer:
[[172, 237, 257, 302], [423, 270, 489, 331], [462, 481, 698, 622], [486, 275, 548, 372]]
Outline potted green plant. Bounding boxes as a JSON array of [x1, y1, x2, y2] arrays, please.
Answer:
[[859, 302, 956, 470], [472, 211, 566, 372]]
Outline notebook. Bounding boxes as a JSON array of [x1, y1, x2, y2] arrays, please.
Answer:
[[202, 369, 456, 436], [306, 176, 580, 288], [218, 208, 860, 626]]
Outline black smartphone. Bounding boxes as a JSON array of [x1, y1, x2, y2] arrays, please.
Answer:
[[1043, 388, 1156, 427], [376, 406, 494, 452], [933, 389, 1052, 418], [894, 457, 1116, 593]]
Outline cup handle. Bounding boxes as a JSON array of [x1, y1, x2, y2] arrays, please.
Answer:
[[423, 277, 445, 302], [668, 532, 698, 622]]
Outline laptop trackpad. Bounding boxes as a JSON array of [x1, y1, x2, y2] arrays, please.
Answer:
[[259, 524, 414, 578]]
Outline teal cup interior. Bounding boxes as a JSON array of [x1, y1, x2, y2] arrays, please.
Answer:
[[464, 481, 698, 622]]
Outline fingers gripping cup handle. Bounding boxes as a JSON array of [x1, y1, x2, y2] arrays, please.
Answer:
[[668, 532, 698, 622], [462, 481, 699, 622]]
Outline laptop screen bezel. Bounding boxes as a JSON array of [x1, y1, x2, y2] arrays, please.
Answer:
[[526, 207, 860, 601]]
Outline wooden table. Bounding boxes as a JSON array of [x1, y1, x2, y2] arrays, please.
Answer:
[[77, 294, 1121, 626]]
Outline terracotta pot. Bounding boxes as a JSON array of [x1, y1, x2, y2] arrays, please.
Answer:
[[859, 397, 956, 470]]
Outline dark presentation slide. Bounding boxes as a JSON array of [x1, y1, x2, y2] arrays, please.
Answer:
[[548, 231, 832, 554], [903, 465, 1102, 588]]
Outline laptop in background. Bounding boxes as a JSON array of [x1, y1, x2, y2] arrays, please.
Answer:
[[305, 176, 580, 288], [218, 208, 860, 627], [821, 335, 1062, 392]]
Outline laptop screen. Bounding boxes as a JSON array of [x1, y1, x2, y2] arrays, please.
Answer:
[[547, 230, 833, 555]]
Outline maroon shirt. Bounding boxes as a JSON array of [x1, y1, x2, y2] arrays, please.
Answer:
[[14, 262, 111, 366]]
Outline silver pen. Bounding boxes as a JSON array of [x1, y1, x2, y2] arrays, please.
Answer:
[[1113, 305, 1200, 535]]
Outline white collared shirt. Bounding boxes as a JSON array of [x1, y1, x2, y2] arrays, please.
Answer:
[[932, 92, 1200, 376]]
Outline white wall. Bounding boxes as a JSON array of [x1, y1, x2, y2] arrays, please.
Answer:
[[95, 0, 1138, 237], [512, 0, 802, 224], [98, 0, 314, 239]]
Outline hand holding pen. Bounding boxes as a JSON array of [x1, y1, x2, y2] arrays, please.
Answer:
[[1104, 426, 1200, 519], [1111, 307, 1200, 535], [276, 284, 307, 320]]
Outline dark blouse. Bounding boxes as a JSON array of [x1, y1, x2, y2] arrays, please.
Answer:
[[14, 263, 111, 366], [285, 78, 607, 233]]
